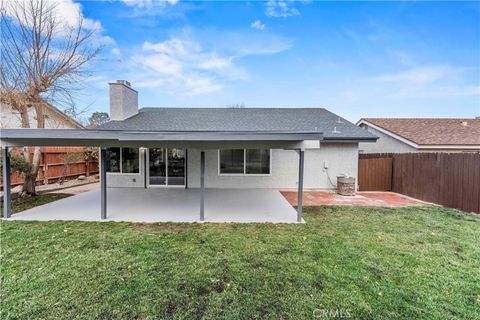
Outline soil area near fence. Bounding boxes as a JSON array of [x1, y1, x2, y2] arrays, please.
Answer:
[[0, 176, 98, 199]]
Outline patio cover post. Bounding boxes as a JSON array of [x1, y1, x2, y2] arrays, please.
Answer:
[[200, 151, 205, 221], [2, 147, 11, 218], [100, 148, 107, 219], [297, 149, 305, 222]]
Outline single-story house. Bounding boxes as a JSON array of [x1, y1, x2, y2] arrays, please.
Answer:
[[357, 118, 480, 153], [1, 80, 377, 222]]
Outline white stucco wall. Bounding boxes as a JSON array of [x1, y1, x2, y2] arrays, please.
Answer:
[[106, 148, 146, 188], [0, 102, 79, 129], [107, 143, 359, 190], [358, 125, 416, 154], [187, 143, 358, 190]]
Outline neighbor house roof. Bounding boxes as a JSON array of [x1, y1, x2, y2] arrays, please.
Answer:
[[1, 100, 84, 129], [358, 118, 480, 146], [45, 103, 85, 129], [99, 107, 377, 141]]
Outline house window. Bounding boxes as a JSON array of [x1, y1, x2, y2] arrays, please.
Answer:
[[122, 148, 140, 173], [106, 147, 121, 173], [220, 149, 244, 174], [246, 149, 270, 174], [219, 149, 271, 175], [106, 147, 140, 174]]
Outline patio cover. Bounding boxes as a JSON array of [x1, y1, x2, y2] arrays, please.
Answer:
[[1, 128, 324, 223], [0, 128, 324, 149]]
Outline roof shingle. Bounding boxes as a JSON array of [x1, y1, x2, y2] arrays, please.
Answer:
[[100, 107, 377, 141], [362, 118, 480, 145]]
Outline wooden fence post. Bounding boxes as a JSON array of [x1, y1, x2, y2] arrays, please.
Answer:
[[43, 164, 49, 185]]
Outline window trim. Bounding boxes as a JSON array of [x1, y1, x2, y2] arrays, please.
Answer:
[[217, 149, 272, 176], [106, 147, 141, 175]]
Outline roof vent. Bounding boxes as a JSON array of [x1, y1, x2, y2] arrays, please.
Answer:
[[461, 121, 468, 127], [117, 80, 131, 87], [227, 103, 245, 108], [332, 126, 341, 134]]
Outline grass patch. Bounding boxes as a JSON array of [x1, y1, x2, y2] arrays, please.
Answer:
[[1, 206, 479, 319], [1, 193, 71, 217]]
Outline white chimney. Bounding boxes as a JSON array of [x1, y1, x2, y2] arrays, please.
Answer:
[[109, 80, 138, 121]]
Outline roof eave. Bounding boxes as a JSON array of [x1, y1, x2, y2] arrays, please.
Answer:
[[417, 144, 480, 150], [0, 128, 325, 147], [323, 136, 378, 143]]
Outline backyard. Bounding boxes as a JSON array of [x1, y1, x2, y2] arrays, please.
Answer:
[[0, 194, 71, 217], [1, 204, 479, 319]]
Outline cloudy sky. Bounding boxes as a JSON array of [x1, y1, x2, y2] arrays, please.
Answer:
[[56, 1, 480, 121]]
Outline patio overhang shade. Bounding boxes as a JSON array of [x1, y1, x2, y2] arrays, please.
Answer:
[[1, 128, 322, 222], [0, 128, 323, 149]]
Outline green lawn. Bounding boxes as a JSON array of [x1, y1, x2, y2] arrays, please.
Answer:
[[1, 206, 479, 319]]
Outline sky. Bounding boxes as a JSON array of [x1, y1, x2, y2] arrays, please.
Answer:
[[52, 1, 480, 121]]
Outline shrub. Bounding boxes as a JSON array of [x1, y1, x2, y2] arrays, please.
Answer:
[[0, 150, 31, 176]]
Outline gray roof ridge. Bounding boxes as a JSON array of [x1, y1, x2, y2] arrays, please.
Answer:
[[362, 117, 480, 121], [139, 106, 328, 110]]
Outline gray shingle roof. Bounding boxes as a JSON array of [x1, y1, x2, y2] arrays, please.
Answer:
[[99, 107, 377, 141]]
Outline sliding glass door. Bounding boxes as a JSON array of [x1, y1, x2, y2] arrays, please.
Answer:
[[149, 148, 167, 186], [167, 149, 185, 186], [148, 148, 185, 187]]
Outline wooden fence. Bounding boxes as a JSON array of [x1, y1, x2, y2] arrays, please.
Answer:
[[358, 153, 480, 214], [358, 157, 393, 191], [1, 146, 98, 190]]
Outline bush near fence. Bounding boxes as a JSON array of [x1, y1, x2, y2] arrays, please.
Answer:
[[1, 146, 99, 191], [358, 153, 480, 214]]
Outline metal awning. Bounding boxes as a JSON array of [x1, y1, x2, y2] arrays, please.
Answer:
[[1, 128, 311, 222], [0, 128, 324, 149]]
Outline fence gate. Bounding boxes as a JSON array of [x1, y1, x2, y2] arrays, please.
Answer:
[[358, 157, 393, 191]]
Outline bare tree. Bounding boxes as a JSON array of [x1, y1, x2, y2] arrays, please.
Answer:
[[0, 0, 101, 196]]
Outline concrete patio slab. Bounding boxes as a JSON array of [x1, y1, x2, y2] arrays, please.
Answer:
[[9, 188, 301, 223], [49, 182, 100, 195]]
